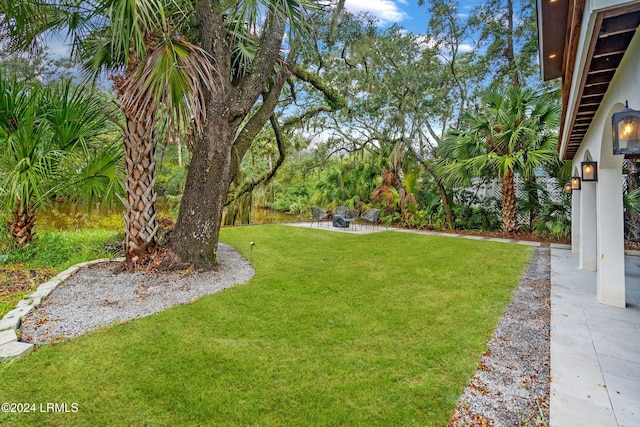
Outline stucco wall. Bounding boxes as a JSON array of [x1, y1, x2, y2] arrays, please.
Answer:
[[568, 13, 638, 307]]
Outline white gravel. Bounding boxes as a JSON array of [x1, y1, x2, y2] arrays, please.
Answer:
[[20, 243, 255, 344], [449, 246, 551, 426]]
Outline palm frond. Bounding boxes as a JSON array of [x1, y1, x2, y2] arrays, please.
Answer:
[[43, 80, 110, 151], [121, 36, 219, 133], [63, 140, 125, 209]]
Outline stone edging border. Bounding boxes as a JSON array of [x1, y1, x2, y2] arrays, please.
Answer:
[[0, 257, 124, 362]]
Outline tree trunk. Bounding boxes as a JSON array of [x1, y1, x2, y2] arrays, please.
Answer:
[[171, 114, 238, 269], [527, 175, 540, 232], [501, 168, 518, 233], [122, 114, 159, 265], [504, 0, 521, 87], [433, 178, 454, 229], [170, 3, 289, 268], [9, 202, 36, 245]]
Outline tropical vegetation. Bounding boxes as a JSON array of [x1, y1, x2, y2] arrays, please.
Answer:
[[439, 86, 561, 234], [0, 0, 638, 265], [0, 76, 122, 245], [2, 0, 637, 423]]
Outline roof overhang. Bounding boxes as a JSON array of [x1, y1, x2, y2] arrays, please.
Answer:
[[538, 0, 640, 160], [537, 0, 570, 80]]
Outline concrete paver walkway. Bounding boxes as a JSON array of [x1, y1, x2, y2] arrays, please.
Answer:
[[550, 249, 640, 427]]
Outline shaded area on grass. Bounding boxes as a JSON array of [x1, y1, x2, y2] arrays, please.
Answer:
[[0, 225, 532, 426]]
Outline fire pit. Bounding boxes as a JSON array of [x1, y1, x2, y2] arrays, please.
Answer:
[[332, 215, 349, 228]]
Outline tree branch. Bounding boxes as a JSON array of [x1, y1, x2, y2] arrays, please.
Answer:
[[230, 68, 289, 180], [234, 11, 287, 116], [282, 106, 334, 129], [226, 114, 286, 205], [424, 120, 441, 145], [289, 63, 346, 110]]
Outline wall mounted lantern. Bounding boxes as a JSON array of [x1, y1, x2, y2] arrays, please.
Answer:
[[571, 175, 581, 190], [612, 101, 640, 156], [570, 167, 581, 190], [564, 182, 572, 193], [581, 152, 598, 182]]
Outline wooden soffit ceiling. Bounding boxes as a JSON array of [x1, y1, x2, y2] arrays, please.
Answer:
[[562, 5, 640, 160], [538, 0, 640, 160], [537, 0, 570, 81]]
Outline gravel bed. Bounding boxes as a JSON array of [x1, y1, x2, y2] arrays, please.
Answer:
[[448, 246, 551, 427], [20, 243, 254, 344]]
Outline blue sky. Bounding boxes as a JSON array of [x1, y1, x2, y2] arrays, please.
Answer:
[[46, 0, 482, 59], [345, 0, 478, 34]]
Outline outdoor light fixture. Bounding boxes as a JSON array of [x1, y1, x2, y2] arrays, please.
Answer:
[[569, 166, 581, 191], [612, 101, 640, 156], [564, 182, 572, 193], [571, 175, 581, 190], [581, 152, 598, 182]]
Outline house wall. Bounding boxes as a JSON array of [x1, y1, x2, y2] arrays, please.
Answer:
[[569, 26, 640, 307]]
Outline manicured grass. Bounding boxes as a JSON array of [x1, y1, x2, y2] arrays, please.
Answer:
[[0, 225, 532, 426], [0, 229, 122, 317]]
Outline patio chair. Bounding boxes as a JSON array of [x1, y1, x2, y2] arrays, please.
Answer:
[[310, 206, 329, 227], [360, 208, 380, 229], [345, 209, 359, 228], [335, 206, 349, 217]]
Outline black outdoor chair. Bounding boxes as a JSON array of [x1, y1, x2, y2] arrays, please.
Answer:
[[334, 206, 358, 229], [335, 206, 349, 217], [360, 208, 380, 229], [345, 209, 359, 228], [310, 206, 329, 227]]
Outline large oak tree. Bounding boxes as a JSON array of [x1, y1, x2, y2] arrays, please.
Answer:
[[170, 0, 343, 268]]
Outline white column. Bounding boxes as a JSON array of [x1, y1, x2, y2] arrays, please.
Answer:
[[572, 187, 581, 254], [596, 168, 626, 308], [579, 182, 597, 270]]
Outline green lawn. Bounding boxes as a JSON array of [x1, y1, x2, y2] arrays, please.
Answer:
[[0, 225, 532, 426]]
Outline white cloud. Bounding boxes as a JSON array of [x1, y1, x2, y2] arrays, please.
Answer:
[[416, 34, 435, 49], [344, 0, 408, 24], [459, 43, 474, 53], [303, 130, 331, 148]]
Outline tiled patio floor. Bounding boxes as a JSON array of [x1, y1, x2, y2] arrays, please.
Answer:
[[550, 250, 640, 427]]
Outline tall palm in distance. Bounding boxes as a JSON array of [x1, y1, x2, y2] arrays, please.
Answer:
[[439, 86, 560, 233]]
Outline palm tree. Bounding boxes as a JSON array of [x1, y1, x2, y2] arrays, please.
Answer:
[[79, 0, 216, 266], [4, 0, 336, 269], [440, 86, 560, 233], [1, 0, 216, 265], [0, 76, 121, 244]]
